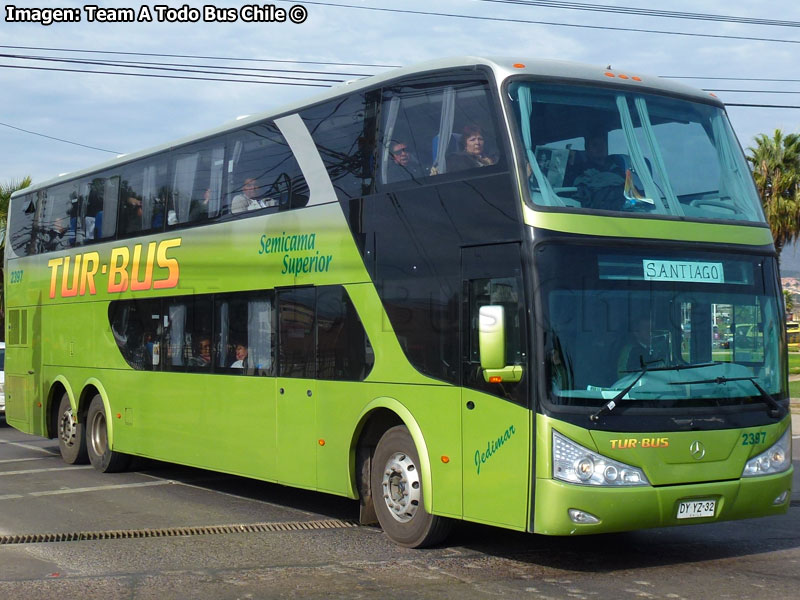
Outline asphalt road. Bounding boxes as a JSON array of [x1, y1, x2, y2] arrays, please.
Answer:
[[2, 416, 800, 600]]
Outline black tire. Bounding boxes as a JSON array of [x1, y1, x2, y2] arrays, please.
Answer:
[[370, 425, 452, 548], [86, 394, 131, 473], [57, 392, 88, 464]]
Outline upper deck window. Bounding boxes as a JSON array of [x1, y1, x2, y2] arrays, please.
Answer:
[[509, 81, 765, 224], [377, 80, 504, 188]]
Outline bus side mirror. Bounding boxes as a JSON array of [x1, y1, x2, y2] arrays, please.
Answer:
[[479, 305, 523, 384]]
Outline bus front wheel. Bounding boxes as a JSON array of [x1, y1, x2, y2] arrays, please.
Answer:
[[57, 393, 88, 465], [370, 425, 451, 548], [86, 395, 131, 473]]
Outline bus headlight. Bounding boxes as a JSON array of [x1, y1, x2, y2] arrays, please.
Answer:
[[553, 430, 649, 486], [742, 428, 791, 477]]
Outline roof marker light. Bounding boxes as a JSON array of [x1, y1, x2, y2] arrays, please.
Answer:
[[604, 72, 615, 78], [618, 74, 629, 80], [513, 63, 526, 69], [632, 76, 642, 81]]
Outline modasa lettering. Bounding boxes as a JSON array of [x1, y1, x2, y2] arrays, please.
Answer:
[[258, 231, 333, 275], [47, 238, 181, 299], [474, 425, 516, 475]]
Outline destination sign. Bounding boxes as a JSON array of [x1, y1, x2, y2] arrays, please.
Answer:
[[642, 260, 724, 284]]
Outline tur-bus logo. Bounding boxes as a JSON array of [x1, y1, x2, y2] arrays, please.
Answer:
[[47, 238, 182, 299]]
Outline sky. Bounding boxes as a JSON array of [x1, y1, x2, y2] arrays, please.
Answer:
[[2, 0, 799, 187]]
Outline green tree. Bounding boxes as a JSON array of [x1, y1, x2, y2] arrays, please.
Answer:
[[0, 176, 32, 337], [784, 289, 795, 316], [746, 129, 800, 261]]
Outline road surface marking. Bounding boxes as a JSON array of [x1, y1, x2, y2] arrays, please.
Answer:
[[29, 480, 174, 497]]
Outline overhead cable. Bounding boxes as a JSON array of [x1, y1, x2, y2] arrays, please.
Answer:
[[476, 0, 800, 28], [287, 1, 800, 45], [0, 120, 120, 154]]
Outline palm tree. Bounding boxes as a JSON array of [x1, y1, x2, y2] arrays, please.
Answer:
[[746, 130, 800, 261]]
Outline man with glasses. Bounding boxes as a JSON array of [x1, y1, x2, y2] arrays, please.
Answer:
[[386, 140, 423, 183]]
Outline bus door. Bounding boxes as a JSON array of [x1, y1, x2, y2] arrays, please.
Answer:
[[4, 302, 40, 432], [275, 287, 317, 489], [461, 244, 532, 529]]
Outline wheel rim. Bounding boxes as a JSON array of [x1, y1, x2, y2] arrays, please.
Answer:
[[59, 407, 78, 448], [88, 409, 108, 458], [381, 451, 421, 523]]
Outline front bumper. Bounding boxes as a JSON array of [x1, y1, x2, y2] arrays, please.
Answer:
[[533, 468, 792, 535]]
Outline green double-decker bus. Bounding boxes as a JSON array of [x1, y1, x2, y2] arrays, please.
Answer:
[[5, 57, 791, 547]]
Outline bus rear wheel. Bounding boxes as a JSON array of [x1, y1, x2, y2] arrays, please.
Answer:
[[86, 395, 131, 473], [370, 425, 452, 548], [57, 393, 88, 465]]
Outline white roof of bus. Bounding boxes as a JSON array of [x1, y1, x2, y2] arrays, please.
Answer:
[[13, 56, 720, 197]]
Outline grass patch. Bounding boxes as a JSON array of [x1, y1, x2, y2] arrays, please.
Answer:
[[790, 380, 800, 399], [789, 352, 800, 375]]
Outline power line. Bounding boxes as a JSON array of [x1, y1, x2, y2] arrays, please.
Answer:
[[666, 76, 800, 83], [725, 103, 800, 109], [0, 63, 333, 87], [0, 120, 120, 154], [706, 89, 800, 95], [1, 53, 355, 84], [4, 45, 797, 86], [0, 44, 399, 69], [9, 54, 373, 78], [288, 1, 800, 45], [476, 0, 800, 28]]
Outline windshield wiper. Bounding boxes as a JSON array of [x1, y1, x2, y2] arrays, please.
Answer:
[[589, 361, 725, 422], [669, 376, 785, 419], [590, 357, 650, 422]]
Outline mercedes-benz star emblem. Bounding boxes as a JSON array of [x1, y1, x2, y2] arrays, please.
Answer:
[[690, 440, 706, 460]]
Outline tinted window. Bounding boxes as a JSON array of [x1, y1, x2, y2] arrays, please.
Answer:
[[164, 296, 214, 372], [278, 287, 316, 378], [378, 80, 502, 186], [344, 174, 522, 385], [226, 122, 308, 216], [117, 159, 169, 237], [169, 138, 226, 226], [510, 82, 763, 222], [301, 93, 376, 200], [109, 300, 162, 370], [317, 286, 373, 380], [85, 174, 120, 242], [9, 192, 35, 257], [215, 292, 274, 375], [32, 182, 82, 253]]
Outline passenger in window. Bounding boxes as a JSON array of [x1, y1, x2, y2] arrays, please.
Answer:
[[122, 195, 143, 233], [189, 188, 212, 222], [565, 131, 626, 210], [231, 178, 267, 214], [447, 124, 497, 171], [386, 140, 424, 182], [616, 315, 666, 377], [230, 342, 248, 369], [188, 336, 212, 368]]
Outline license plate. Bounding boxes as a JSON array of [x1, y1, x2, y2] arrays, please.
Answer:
[[677, 499, 716, 519]]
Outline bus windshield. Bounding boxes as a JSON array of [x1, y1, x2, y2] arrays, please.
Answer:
[[509, 81, 764, 223], [538, 244, 784, 411]]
